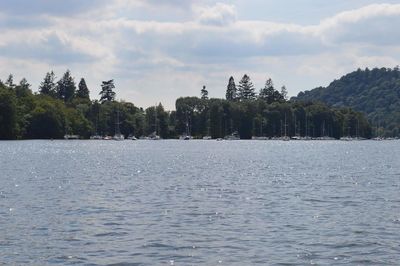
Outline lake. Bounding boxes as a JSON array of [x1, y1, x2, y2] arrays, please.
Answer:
[[1, 140, 400, 265]]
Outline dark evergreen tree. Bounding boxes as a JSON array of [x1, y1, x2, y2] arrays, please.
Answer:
[[201, 85, 208, 100], [15, 78, 32, 98], [259, 78, 284, 103], [39, 71, 57, 97], [56, 70, 76, 102], [99, 80, 116, 103], [237, 74, 256, 101], [0, 85, 17, 139], [280, 85, 288, 101], [5, 74, 15, 89], [226, 76, 237, 101], [76, 78, 90, 100], [19, 78, 30, 89], [259, 78, 274, 102]]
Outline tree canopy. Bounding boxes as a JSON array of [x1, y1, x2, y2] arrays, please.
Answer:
[[294, 67, 400, 137], [100, 80, 116, 103]]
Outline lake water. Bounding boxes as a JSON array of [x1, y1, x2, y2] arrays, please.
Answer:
[[1, 140, 400, 265]]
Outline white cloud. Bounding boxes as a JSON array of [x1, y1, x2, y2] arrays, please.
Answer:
[[195, 3, 237, 26]]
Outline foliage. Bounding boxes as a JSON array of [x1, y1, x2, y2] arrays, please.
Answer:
[[237, 74, 256, 101], [259, 78, 284, 104], [39, 71, 57, 97], [76, 78, 90, 100], [225, 76, 237, 101], [294, 67, 400, 137], [99, 80, 116, 103], [56, 70, 76, 102], [0, 85, 17, 139], [201, 85, 208, 100]]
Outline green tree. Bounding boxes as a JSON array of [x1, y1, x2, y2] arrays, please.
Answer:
[[15, 78, 32, 98], [56, 70, 76, 102], [259, 78, 284, 103], [0, 85, 17, 139], [39, 71, 57, 97], [226, 76, 237, 101], [27, 99, 65, 139], [99, 80, 116, 103], [5, 74, 15, 89], [201, 85, 208, 100], [237, 74, 256, 101], [76, 78, 90, 100], [280, 85, 288, 101]]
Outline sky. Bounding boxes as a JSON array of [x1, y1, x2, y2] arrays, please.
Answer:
[[1, 0, 400, 109]]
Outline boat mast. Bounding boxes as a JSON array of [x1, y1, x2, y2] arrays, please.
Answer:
[[154, 103, 158, 135], [284, 113, 287, 137], [115, 107, 121, 136]]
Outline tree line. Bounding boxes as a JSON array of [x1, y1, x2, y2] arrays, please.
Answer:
[[0, 71, 372, 140]]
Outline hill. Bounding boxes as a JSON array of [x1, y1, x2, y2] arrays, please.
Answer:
[[293, 67, 400, 137]]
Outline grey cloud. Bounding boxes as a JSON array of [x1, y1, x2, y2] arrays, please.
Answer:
[[324, 15, 400, 46], [0, 33, 95, 64]]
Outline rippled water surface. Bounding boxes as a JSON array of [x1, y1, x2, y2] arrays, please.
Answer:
[[1, 140, 400, 265]]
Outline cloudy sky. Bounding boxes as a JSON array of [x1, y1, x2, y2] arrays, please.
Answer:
[[1, 0, 400, 109]]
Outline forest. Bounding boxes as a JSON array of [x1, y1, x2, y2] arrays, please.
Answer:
[[0, 70, 372, 140], [294, 67, 400, 137]]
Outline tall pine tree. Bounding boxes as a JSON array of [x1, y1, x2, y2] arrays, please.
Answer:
[[5, 74, 15, 89], [56, 70, 76, 102], [39, 71, 56, 97], [16, 78, 32, 98], [237, 74, 256, 101], [76, 78, 90, 100], [201, 85, 208, 100], [226, 76, 237, 101], [259, 78, 284, 103], [99, 80, 116, 103], [280, 85, 288, 101]]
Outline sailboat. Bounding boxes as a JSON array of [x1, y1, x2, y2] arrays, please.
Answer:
[[252, 118, 268, 140], [318, 120, 335, 140], [90, 115, 102, 139], [113, 108, 124, 141], [203, 113, 212, 140], [281, 113, 290, 141], [148, 104, 161, 140], [64, 119, 79, 139], [180, 115, 193, 140], [224, 131, 240, 140], [373, 121, 383, 141]]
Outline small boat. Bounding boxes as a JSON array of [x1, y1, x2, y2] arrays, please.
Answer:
[[90, 135, 102, 140], [148, 131, 161, 140], [127, 135, 137, 140], [179, 135, 192, 140], [113, 134, 125, 141], [224, 131, 240, 140], [103, 135, 112, 140], [281, 136, 290, 141], [252, 136, 268, 140], [64, 134, 79, 140], [202, 136, 212, 140]]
